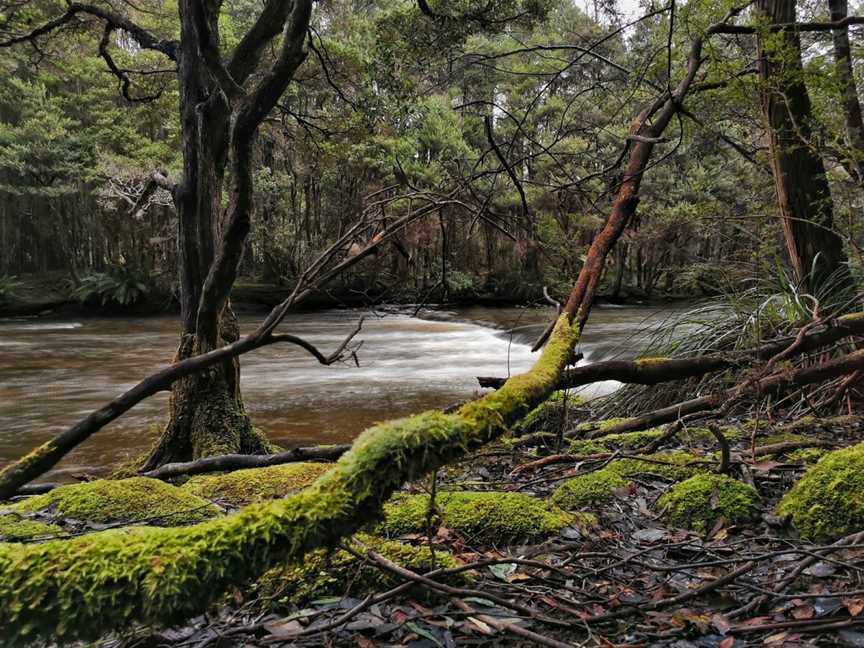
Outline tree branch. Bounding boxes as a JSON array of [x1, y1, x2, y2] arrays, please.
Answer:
[[0, 2, 179, 59]]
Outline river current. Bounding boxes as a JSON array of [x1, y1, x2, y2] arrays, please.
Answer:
[[0, 304, 681, 479]]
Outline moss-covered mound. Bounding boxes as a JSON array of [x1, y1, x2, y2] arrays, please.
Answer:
[[14, 477, 218, 526], [256, 533, 459, 607], [551, 469, 631, 510], [379, 491, 581, 542], [658, 474, 759, 533], [0, 514, 64, 542], [183, 463, 330, 506], [777, 442, 864, 541]]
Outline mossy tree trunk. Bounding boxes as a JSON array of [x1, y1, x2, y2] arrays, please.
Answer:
[[141, 306, 274, 470]]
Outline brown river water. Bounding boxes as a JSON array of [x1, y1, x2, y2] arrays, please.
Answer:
[[0, 304, 682, 480]]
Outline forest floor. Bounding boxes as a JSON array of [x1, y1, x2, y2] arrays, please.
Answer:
[[14, 407, 858, 648]]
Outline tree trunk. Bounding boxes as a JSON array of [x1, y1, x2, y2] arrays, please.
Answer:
[[828, 0, 864, 181], [141, 305, 274, 469], [141, 0, 257, 469], [756, 0, 853, 296]]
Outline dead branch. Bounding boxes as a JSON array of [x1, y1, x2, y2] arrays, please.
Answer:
[[139, 444, 350, 481], [480, 312, 864, 391]]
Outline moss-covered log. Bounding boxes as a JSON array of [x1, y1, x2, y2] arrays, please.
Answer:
[[0, 314, 578, 645]]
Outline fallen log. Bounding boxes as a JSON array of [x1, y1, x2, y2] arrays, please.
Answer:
[[592, 348, 864, 437]]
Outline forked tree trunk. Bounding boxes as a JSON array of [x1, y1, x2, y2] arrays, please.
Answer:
[[756, 0, 853, 296], [141, 0, 312, 469]]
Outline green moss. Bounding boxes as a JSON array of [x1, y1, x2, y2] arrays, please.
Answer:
[[551, 469, 631, 510], [576, 417, 637, 433], [256, 533, 459, 607], [14, 478, 218, 526], [777, 442, 864, 541], [568, 440, 609, 455], [0, 515, 64, 542], [758, 432, 809, 446], [607, 451, 709, 481], [634, 356, 670, 366], [183, 463, 330, 506], [574, 425, 741, 454], [379, 491, 578, 542], [785, 448, 827, 463], [747, 415, 861, 435], [0, 315, 579, 645], [593, 428, 665, 448], [658, 474, 760, 533], [678, 425, 742, 443]]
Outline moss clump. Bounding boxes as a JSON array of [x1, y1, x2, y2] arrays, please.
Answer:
[[758, 432, 809, 446], [785, 448, 827, 463], [0, 515, 64, 542], [551, 469, 631, 510], [575, 425, 741, 454], [678, 425, 742, 443], [183, 463, 330, 506], [14, 478, 218, 526], [658, 474, 760, 533], [576, 417, 637, 434], [568, 440, 609, 455], [379, 491, 577, 542], [777, 442, 864, 541], [593, 428, 665, 448], [747, 415, 861, 435], [607, 451, 708, 481], [256, 533, 459, 607]]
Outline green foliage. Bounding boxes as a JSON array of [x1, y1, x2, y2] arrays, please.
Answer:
[[13, 477, 218, 526], [0, 515, 63, 542], [658, 474, 760, 533], [551, 469, 631, 510], [183, 463, 331, 506], [379, 490, 578, 542], [777, 442, 864, 541], [0, 275, 22, 304], [71, 266, 156, 306]]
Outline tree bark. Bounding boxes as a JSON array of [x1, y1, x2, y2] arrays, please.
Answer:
[[756, 0, 853, 295], [828, 0, 864, 181]]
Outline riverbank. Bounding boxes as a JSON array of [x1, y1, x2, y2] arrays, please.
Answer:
[[0, 272, 698, 319]]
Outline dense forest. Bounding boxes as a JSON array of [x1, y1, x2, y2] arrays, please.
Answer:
[[2, 0, 864, 646]]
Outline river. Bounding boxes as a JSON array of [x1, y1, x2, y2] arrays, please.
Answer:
[[0, 304, 682, 480]]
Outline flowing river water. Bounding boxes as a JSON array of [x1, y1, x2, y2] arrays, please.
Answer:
[[0, 304, 683, 480]]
